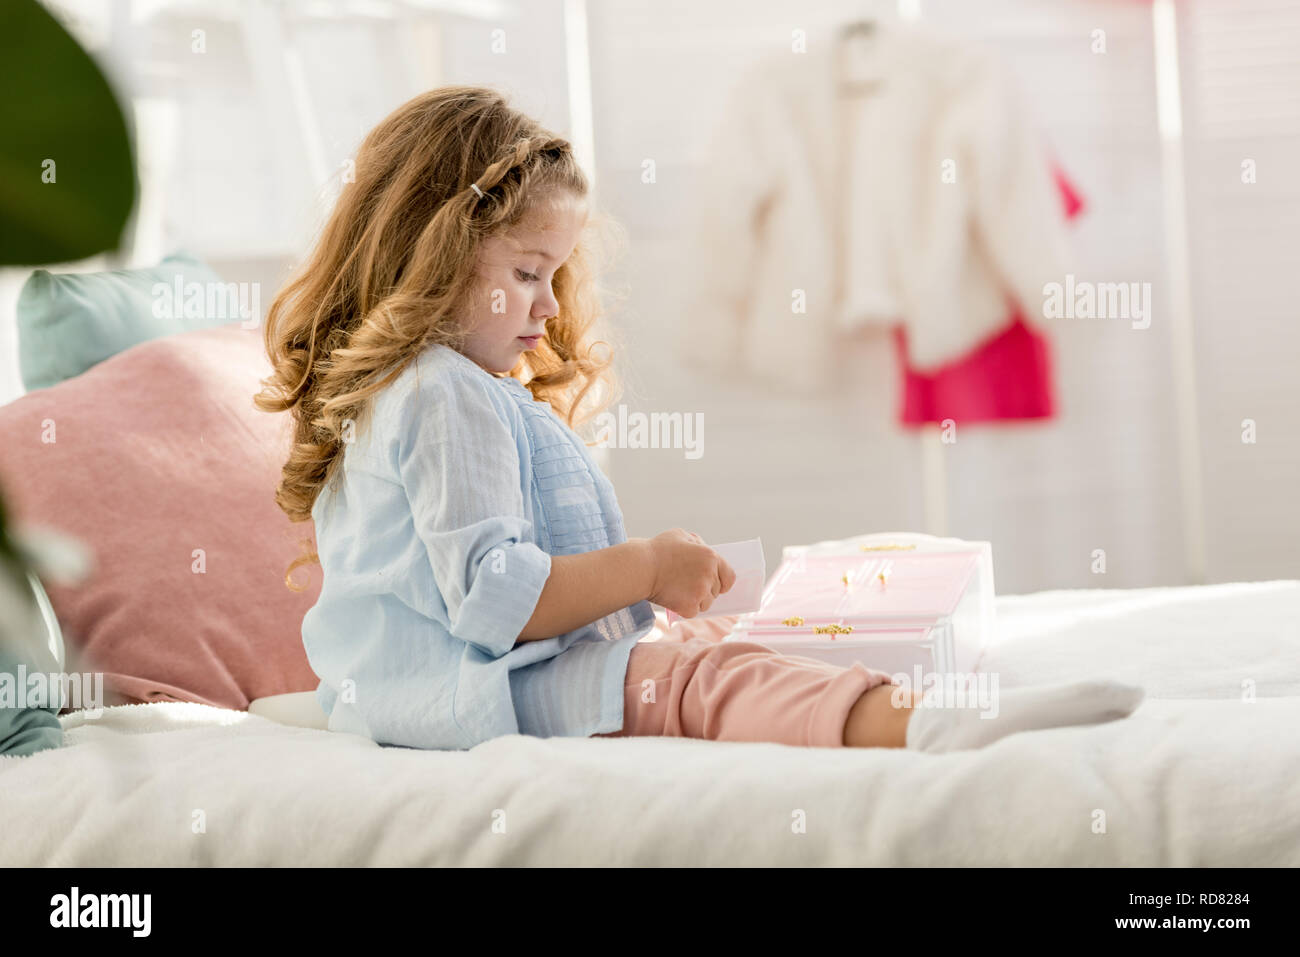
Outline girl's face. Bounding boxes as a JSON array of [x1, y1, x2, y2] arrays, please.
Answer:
[[459, 191, 588, 375]]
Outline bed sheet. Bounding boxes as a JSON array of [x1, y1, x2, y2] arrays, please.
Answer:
[[1, 580, 1297, 866]]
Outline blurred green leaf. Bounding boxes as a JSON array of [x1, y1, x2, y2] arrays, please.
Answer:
[[0, 0, 137, 266]]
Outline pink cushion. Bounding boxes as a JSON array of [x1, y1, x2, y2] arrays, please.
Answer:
[[0, 321, 321, 709]]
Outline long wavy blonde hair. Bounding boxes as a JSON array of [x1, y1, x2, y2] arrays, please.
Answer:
[[255, 86, 625, 591]]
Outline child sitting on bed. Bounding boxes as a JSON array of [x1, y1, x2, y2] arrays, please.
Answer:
[[254, 86, 1144, 753]]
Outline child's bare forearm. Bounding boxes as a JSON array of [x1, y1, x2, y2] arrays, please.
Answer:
[[516, 540, 655, 642]]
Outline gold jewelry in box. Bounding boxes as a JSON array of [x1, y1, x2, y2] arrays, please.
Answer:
[[779, 618, 854, 638]]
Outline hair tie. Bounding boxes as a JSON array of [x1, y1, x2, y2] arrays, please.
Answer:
[[469, 183, 485, 199]]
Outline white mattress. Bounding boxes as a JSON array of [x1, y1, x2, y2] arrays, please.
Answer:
[[2, 580, 1298, 865]]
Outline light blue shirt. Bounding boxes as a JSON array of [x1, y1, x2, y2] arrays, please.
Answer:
[[301, 342, 656, 750]]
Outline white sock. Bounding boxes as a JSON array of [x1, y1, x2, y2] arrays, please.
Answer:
[[904, 678, 1146, 754]]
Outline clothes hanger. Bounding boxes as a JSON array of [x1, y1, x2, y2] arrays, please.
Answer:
[[836, 17, 885, 97]]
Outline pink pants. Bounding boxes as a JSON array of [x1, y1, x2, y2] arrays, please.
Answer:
[[594, 612, 897, 748]]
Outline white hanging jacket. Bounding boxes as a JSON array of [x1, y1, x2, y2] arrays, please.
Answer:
[[678, 22, 1072, 388]]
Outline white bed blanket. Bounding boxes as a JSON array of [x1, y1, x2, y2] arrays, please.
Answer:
[[2, 580, 1297, 866]]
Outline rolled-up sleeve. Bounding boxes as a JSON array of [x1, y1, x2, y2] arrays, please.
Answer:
[[397, 366, 552, 659]]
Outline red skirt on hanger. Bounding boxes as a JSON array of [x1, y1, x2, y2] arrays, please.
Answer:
[[894, 163, 1084, 427]]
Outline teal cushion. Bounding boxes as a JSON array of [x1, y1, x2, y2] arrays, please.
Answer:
[[16, 252, 230, 391], [0, 568, 65, 758]]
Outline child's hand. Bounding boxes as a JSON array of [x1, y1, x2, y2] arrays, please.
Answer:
[[645, 529, 736, 619]]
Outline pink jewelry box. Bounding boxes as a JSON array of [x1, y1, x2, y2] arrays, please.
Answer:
[[723, 533, 995, 685]]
